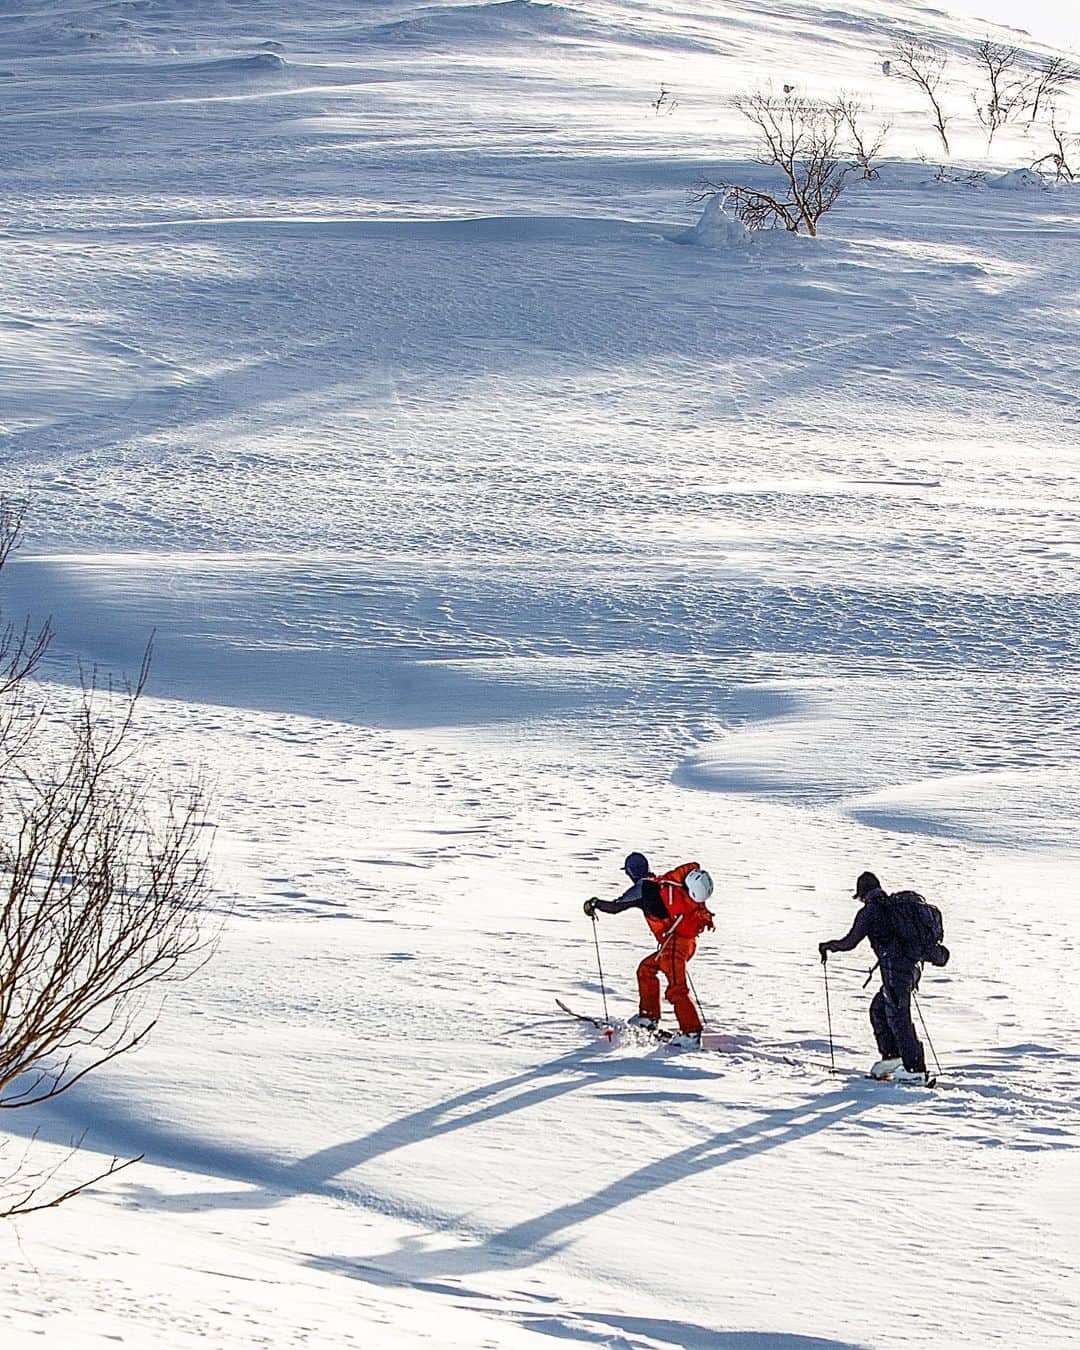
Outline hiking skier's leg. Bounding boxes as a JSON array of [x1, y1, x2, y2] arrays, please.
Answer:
[[869, 988, 900, 1059], [883, 970, 926, 1073], [662, 936, 702, 1035], [636, 950, 662, 1021]]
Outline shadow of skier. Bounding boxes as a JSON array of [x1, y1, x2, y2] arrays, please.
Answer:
[[18, 1038, 724, 1213], [313, 1086, 876, 1281]]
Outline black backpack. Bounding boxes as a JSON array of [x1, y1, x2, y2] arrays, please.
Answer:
[[887, 891, 950, 967]]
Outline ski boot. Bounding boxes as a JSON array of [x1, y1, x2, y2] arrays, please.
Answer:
[[870, 1056, 903, 1080], [893, 1066, 934, 1086]]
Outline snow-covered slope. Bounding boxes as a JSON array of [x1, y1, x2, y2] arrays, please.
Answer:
[[2, 2, 1078, 1347]]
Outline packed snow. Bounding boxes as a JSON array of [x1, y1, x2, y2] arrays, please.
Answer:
[[1, 1, 1079, 1347]]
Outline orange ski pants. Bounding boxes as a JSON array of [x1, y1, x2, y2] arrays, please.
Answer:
[[637, 934, 702, 1034]]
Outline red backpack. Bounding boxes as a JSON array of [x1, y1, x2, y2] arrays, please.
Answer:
[[649, 863, 715, 941]]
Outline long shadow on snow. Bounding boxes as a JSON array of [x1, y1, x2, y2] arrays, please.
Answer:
[[492, 1309, 869, 1350], [11, 1041, 721, 1215], [310, 1088, 874, 1281], [4, 310, 361, 467]]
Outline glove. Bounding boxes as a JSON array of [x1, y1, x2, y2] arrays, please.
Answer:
[[583, 898, 599, 918], [818, 942, 831, 964], [702, 908, 715, 932]]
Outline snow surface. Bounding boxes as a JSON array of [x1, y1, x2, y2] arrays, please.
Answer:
[[1, 1, 1079, 1347]]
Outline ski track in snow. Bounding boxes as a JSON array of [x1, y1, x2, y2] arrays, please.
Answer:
[[1, 1, 1079, 1347]]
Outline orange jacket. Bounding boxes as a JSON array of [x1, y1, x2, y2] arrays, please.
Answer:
[[645, 862, 714, 943]]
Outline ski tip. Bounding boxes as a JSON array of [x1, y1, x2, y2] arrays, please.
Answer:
[[866, 1072, 938, 1088]]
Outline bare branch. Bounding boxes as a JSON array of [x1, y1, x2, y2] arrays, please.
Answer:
[[1032, 105, 1078, 182], [888, 36, 953, 156], [1, 1149, 141, 1219], [0, 503, 52, 765], [0, 501, 27, 573], [0, 493, 214, 1217], [705, 92, 858, 236], [972, 39, 1035, 142], [1028, 56, 1079, 123], [840, 97, 890, 179]]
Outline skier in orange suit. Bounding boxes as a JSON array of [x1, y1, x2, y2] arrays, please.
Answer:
[[585, 852, 714, 1048]]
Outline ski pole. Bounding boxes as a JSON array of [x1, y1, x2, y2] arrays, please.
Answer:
[[589, 913, 612, 1032], [822, 958, 836, 1073], [655, 913, 684, 952], [912, 989, 943, 1078], [686, 967, 709, 1029]]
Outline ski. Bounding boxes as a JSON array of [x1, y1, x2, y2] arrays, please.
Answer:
[[555, 999, 673, 1043], [703, 1037, 943, 1087], [555, 997, 609, 1029], [556, 1004, 942, 1082]]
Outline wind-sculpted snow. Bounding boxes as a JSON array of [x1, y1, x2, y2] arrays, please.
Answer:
[[368, 1, 603, 48], [2, 0, 1079, 1347]]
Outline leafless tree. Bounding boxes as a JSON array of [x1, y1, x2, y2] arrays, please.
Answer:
[[840, 97, 890, 179], [888, 36, 953, 156], [1028, 56, 1080, 123], [0, 502, 212, 1218], [972, 39, 1035, 141], [697, 92, 856, 236], [1032, 106, 1078, 182]]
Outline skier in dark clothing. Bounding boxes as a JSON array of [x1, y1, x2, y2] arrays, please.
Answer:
[[818, 871, 929, 1083]]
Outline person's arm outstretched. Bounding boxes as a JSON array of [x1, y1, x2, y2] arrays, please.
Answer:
[[819, 906, 871, 961], [585, 879, 668, 921]]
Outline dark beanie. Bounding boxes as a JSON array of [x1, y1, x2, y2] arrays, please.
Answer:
[[853, 871, 882, 899], [624, 852, 650, 881]]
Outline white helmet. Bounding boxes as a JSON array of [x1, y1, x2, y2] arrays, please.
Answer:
[[685, 868, 714, 903]]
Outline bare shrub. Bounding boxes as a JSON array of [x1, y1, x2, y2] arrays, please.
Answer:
[[1028, 56, 1079, 124], [0, 503, 212, 1218], [841, 97, 890, 179], [697, 92, 858, 236], [888, 36, 953, 156], [930, 164, 988, 188], [972, 39, 1035, 141], [1032, 107, 1078, 182]]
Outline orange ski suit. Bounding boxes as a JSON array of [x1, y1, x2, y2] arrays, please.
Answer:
[[637, 935, 701, 1034], [637, 862, 709, 1035]]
